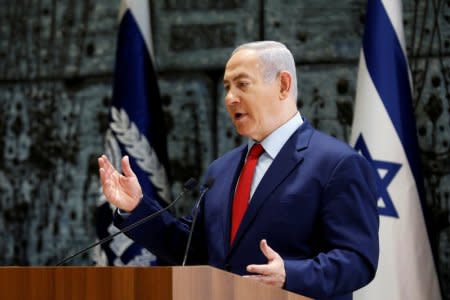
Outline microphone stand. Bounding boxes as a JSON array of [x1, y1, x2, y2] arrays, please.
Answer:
[[182, 177, 214, 266], [56, 178, 198, 266]]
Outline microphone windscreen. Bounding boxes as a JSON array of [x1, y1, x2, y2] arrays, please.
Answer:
[[183, 178, 198, 191], [203, 177, 215, 189]]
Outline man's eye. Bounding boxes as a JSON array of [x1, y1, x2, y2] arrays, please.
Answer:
[[238, 82, 249, 89]]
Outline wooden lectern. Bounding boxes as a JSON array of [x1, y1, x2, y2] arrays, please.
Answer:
[[0, 266, 311, 300]]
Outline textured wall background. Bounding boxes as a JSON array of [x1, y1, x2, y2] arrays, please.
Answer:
[[0, 0, 449, 297]]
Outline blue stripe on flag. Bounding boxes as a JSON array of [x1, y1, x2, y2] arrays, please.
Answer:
[[112, 10, 170, 203], [363, 0, 424, 201]]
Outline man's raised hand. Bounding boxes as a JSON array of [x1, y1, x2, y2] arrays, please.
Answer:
[[98, 155, 143, 212]]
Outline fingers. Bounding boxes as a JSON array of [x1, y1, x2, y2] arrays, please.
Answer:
[[247, 263, 270, 275], [98, 155, 108, 186], [259, 239, 277, 261], [121, 155, 136, 178], [245, 239, 286, 288], [246, 239, 278, 274], [98, 154, 113, 169], [99, 166, 106, 187], [98, 155, 112, 178], [98, 155, 118, 195]]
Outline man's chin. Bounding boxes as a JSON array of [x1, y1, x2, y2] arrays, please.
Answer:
[[235, 127, 255, 140], [234, 124, 247, 135], [233, 122, 258, 139]]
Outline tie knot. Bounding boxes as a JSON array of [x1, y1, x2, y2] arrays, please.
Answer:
[[248, 143, 264, 159]]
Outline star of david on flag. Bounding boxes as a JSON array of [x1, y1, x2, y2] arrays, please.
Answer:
[[354, 135, 400, 218], [350, 0, 441, 299]]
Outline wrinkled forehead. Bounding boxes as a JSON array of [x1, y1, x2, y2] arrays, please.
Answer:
[[224, 49, 262, 81]]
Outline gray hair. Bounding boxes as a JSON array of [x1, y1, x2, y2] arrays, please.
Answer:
[[232, 41, 298, 100]]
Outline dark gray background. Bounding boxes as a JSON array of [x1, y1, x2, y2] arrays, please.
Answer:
[[0, 0, 449, 298]]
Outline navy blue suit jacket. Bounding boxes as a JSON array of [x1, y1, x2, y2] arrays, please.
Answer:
[[115, 121, 379, 300]]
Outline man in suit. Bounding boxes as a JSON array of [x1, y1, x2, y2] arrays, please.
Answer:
[[98, 41, 379, 299]]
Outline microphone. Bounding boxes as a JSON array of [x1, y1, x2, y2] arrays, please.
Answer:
[[182, 177, 215, 266], [56, 177, 198, 266]]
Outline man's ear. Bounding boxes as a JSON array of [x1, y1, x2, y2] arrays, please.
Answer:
[[279, 71, 292, 100]]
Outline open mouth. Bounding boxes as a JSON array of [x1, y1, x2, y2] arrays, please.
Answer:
[[234, 112, 246, 121]]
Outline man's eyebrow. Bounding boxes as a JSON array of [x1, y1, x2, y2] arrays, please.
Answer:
[[223, 73, 251, 84]]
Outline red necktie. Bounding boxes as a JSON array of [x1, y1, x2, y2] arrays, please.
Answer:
[[230, 143, 264, 244]]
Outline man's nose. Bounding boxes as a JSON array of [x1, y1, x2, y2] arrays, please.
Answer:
[[225, 90, 239, 105]]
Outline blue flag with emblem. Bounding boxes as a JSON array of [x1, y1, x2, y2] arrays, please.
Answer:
[[350, 0, 441, 298], [95, 0, 171, 266]]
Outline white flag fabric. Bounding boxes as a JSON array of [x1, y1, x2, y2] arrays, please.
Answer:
[[350, 0, 441, 299]]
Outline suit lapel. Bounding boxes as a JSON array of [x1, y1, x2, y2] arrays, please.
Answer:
[[219, 145, 248, 254], [227, 122, 314, 254]]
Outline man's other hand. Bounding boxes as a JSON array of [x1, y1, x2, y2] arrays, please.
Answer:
[[245, 239, 286, 288]]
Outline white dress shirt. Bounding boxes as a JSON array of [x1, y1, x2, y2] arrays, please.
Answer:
[[245, 112, 303, 200]]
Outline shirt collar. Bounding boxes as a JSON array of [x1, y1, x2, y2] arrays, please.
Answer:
[[247, 112, 303, 159]]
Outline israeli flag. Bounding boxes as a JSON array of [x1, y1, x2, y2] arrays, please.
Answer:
[[350, 0, 441, 298], [95, 0, 171, 266]]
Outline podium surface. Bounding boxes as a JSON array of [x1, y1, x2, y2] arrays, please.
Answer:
[[0, 266, 311, 300]]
